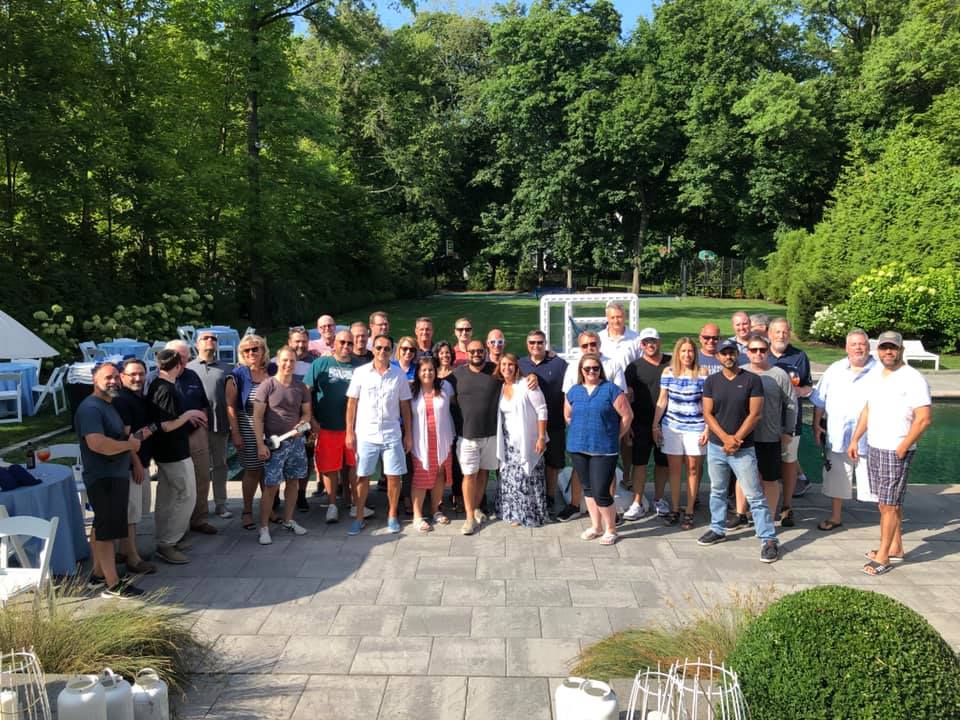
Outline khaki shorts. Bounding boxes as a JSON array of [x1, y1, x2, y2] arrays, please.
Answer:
[[780, 435, 800, 463], [821, 451, 867, 500], [127, 470, 152, 525], [457, 436, 499, 475]]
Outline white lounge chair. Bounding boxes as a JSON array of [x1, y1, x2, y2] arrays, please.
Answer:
[[0, 515, 60, 615], [902, 340, 940, 371], [32, 364, 68, 416], [0, 373, 23, 424]]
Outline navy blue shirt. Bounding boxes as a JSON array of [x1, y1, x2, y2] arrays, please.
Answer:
[[76, 396, 130, 481], [519, 354, 568, 429], [771, 344, 811, 436], [566, 381, 623, 456], [702, 369, 764, 448], [175, 367, 210, 414]]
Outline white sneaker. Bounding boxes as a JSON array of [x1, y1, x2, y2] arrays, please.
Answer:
[[283, 519, 308, 536], [349, 505, 376, 519], [654, 498, 670, 517], [326, 505, 339, 523], [215, 505, 233, 519], [623, 502, 645, 521], [258, 527, 272, 545]]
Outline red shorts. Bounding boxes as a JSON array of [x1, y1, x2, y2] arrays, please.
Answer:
[[314, 429, 356, 473]]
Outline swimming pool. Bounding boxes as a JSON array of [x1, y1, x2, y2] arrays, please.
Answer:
[[797, 400, 958, 485]]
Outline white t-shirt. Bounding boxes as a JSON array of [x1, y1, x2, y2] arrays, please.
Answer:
[[345, 363, 412, 445], [865, 364, 931, 451]]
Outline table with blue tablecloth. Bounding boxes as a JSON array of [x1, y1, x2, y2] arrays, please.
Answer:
[[0, 463, 90, 575], [196, 326, 240, 362], [98, 339, 149, 360], [0, 361, 38, 417]]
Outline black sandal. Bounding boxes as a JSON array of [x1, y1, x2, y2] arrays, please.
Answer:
[[665, 511, 680, 526], [681, 513, 695, 530], [241, 512, 256, 531]]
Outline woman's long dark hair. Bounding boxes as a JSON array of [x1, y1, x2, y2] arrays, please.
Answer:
[[411, 356, 443, 399]]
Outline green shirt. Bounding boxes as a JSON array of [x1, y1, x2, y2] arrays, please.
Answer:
[[304, 355, 364, 430]]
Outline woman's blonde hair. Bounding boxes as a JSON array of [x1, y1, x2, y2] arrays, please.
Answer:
[[670, 336, 699, 377], [238, 333, 269, 369], [394, 335, 416, 363]]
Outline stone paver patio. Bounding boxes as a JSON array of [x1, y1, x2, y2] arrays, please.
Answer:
[[126, 481, 960, 719]]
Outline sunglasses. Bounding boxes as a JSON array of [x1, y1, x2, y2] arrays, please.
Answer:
[[700, 335, 720, 342], [582, 366, 601, 373], [335, 339, 351, 345], [747, 347, 768, 354], [241, 347, 261, 354], [200, 335, 218, 342], [527, 340, 544, 345], [455, 326, 472, 333], [487, 339, 504, 347], [399, 346, 416, 353], [288, 325, 306, 333], [373, 345, 391, 352], [580, 342, 598, 349], [468, 349, 485, 354]]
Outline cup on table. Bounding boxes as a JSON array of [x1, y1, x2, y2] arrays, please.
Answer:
[[36, 448, 51, 463]]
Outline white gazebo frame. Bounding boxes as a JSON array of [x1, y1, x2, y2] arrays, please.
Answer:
[[538, 292, 639, 356]]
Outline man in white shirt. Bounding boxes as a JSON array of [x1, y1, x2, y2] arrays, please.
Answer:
[[810, 328, 877, 531], [345, 334, 413, 536], [849, 330, 932, 576], [598, 301, 639, 366]]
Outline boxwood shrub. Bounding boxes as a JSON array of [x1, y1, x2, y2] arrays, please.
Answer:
[[727, 585, 960, 720]]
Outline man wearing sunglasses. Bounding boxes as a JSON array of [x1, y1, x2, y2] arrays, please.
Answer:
[[453, 318, 473, 366], [309, 315, 337, 356], [697, 323, 724, 375], [345, 334, 413, 535], [486, 328, 506, 365]]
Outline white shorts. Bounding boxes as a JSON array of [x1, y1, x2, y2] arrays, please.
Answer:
[[822, 451, 868, 501], [661, 426, 706, 457], [457, 436, 499, 475], [127, 470, 152, 525], [780, 435, 800, 463]]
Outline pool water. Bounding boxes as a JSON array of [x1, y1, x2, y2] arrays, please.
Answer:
[[797, 400, 958, 485]]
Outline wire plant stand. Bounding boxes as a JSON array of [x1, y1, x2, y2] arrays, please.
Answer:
[[627, 656, 749, 720], [0, 649, 52, 720]]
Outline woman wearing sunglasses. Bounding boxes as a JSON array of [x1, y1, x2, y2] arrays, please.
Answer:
[[564, 353, 633, 545], [392, 336, 418, 382]]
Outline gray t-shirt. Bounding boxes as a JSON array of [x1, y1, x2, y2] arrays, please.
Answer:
[[76, 395, 131, 481], [253, 376, 310, 438], [749, 366, 797, 443], [187, 358, 233, 433]]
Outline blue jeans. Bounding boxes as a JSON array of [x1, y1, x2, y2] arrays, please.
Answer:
[[707, 443, 777, 544]]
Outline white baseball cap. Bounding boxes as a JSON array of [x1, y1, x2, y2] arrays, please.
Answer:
[[639, 327, 660, 341]]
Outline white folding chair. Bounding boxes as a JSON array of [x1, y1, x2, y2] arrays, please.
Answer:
[[10, 358, 41, 374], [47, 444, 86, 510], [0, 515, 59, 615], [78, 341, 103, 362], [177, 325, 196, 345], [243, 326, 256, 337], [31, 364, 68, 416], [144, 340, 166, 371], [218, 340, 237, 364], [0, 506, 29, 569], [0, 373, 23, 424]]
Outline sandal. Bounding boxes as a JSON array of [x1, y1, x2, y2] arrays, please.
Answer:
[[451, 496, 464, 514], [433, 512, 450, 526], [416, 518, 432, 534], [681, 513, 695, 531], [580, 528, 602, 541], [862, 560, 892, 576], [818, 519, 843, 531], [864, 549, 904, 563], [241, 512, 256, 531], [665, 511, 680, 526], [599, 532, 618, 546]]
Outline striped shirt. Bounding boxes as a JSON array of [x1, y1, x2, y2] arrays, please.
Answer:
[[660, 371, 705, 433]]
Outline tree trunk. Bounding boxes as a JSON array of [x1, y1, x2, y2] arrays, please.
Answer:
[[631, 202, 650, 295], [246, 5, 266, 325]]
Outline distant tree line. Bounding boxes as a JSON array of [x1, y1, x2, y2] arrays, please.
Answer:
[[2, 0, 957, 336]]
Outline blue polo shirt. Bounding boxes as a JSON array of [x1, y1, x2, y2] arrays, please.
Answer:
[[519, 354, 568, 429]]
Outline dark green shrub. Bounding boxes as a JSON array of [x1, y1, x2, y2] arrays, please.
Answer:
[[727, 585, 960, 720], [467, 258, 493, 291], [494, 264, 516, 291]]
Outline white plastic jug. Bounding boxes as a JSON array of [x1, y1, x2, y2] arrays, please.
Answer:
[[579, 679, 619, 720], [131, 669, 169, 720], [100, 669, 134, 720], [555, 677, 586, 720], [57, 674, 106, 720]]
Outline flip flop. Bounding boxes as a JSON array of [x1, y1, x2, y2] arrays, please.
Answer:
[[241, 512, 256, 531], [864, 549, 904, 563], [416, 518, 432, 534], [862, 560, 892, 576], [599, 533, 619, 546], [433, 512, 450, 526], [580, 528, 602, 541], [817, 519, 843, 531]]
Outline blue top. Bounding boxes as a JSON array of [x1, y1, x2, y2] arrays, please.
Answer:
[[519, 354, 568, 429], [231, 365, 275, 408], [660, 372, 705, 433], [391, 360, 416, 382], [566, 381, 622, 456]]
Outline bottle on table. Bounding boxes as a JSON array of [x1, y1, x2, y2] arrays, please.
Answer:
[[25, 442, 36, 469]]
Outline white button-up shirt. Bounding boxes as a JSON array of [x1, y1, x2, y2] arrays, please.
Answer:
[[599, 328, 640, 367], [346, 363, 412, 444], [810, 356, 878, 453]]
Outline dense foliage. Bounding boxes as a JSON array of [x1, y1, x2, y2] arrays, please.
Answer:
[[728, 585, 960, 720], [2, 0, 957, 343]]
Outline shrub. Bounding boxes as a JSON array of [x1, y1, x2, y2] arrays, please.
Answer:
[[727, 585, 960, 720], [807, 305, 855, 344], [494, 265, 515, 291], [466, 257, 493, 291], [742, 265, 764, 299]]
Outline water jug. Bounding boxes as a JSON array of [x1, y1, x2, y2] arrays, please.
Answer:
[[579, 679, 619, 720], [100, 669, 134, 720], [131, 669, 169, 720], [57, 675, 106, 720], [555, 677, 586, 720]]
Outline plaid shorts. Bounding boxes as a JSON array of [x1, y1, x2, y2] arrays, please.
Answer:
[[867, 446, 915, 507]]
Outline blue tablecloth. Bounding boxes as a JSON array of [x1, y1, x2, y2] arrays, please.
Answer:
[[0, 463, 89, 575], [98, 340, 149, 359], [0, 362, 38, 417]]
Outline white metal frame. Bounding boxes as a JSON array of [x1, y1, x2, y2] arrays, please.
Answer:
[[0, 372, 23, 424], [538, 292, 640, 356], [31, 365, 68, 416], [0, 515, 60, 615], [78, 341, 103, 362]]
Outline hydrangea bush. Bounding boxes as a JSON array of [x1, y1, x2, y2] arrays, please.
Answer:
[[808, 262, 959, 351], [32, 288, 213, 360]]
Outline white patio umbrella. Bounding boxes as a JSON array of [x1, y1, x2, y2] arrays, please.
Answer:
[[0, 309, 59, 359]]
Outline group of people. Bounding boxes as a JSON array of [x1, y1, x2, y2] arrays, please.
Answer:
[[75, 304, 933, 597]]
